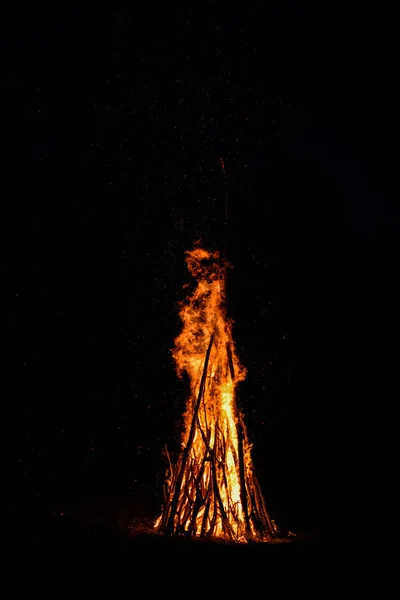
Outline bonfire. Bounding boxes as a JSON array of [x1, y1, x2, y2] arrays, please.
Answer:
[[155, 246, 278, 542]]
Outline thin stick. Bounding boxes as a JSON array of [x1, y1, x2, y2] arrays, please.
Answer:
[[163, 332, 215, 535], [226, 341, 251, 538]]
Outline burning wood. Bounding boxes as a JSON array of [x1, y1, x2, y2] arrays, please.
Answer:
[[155, 246, 277, 542]]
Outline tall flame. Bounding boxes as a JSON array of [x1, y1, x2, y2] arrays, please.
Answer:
[[155, 246, 277, 542]]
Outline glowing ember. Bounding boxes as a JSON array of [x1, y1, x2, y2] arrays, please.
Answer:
[[155, 246, 278, 542]]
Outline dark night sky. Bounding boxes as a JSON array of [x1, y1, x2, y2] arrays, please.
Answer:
[[5, 5, 399, 545]]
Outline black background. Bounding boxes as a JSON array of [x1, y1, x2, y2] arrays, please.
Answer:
[[5, 4, 399, 551]]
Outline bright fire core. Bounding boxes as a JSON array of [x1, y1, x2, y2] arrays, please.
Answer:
[[155, 247, 277, 542]]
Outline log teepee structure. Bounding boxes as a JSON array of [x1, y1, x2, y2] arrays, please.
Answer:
[[154, 245, 279, 542]]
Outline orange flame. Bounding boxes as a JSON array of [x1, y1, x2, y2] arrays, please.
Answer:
[[155, 246, 277, 542]]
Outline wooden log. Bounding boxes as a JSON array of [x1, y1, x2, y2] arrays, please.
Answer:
[[188, 451, 208, 534], [200, 479, 212, 537], [226, 341, 251, 539], [163, 332, 215, 535]]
